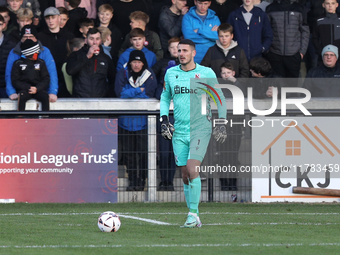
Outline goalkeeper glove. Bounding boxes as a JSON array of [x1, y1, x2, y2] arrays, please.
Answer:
[[213, 120, 227, 143], [160, 115, 175, 140]]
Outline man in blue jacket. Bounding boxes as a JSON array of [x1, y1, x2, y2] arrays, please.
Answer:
[[227, 0, 273, 62], [115, 50, 157, 192], [182, 0, 220, 64], [5, 25, 58, 102]]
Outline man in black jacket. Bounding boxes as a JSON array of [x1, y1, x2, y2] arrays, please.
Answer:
[[266, 0, 309, 78], [37, 7, 74, 98], [158, 0, 188, 55], [0, 14, 16, 98], [66, 27, 115, 98], [303, 44, 340, 96]]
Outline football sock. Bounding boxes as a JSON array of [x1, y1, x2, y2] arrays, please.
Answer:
[[189, 177, 201, 214], [183, 182, 190, 209]]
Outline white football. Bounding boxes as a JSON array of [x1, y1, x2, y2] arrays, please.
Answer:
[[97, 211, 121, 232]]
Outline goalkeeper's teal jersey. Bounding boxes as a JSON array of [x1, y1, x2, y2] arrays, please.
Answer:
[[160, 64, 226, 136]]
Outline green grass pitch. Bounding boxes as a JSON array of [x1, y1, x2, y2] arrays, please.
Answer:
[[0, 202, 340, 255]]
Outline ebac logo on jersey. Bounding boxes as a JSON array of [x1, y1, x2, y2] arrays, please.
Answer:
[[174, 85, 198, 94]]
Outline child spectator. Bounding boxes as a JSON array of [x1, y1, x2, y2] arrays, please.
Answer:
[[96, 4, 122, 65], [119, 11, 163, 61], [64, 0, 87, 37], [312, 0, 340, 64], [11, 39, 50, 111], [117, 28, 157, 72], [249, 57, 280, 99], [57, 7, 69, 29], [201, 23, 249, 78], [78, 17, 94, 38], [97, 26, 112, 58], [9, 7, 33, 43], [220, 62, 236, 83]]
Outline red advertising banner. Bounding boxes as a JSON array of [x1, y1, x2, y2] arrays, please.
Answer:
[[0, 119, 118, 203]]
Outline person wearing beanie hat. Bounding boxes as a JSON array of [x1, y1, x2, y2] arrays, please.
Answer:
[[303, 44, 340, 97], [115, 49, 157, 191], [322, 44, 338, 66], [11, 36, 50, 111], [5, 24, 58, 102]]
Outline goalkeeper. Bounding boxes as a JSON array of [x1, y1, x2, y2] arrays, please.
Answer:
[[160, 39, 227, 228]]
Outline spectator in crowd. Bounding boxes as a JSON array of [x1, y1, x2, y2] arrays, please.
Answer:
[[62, 37, 85, 95], [95, 4, 122, 65], [6, 24, 58, 102], [0, 14, 16, 98], [110, 0, 149, 38], [227, 0, 272, 62], [66, 27, 115, 97], [78, 17, 93, 38], [37, 7, 74, 97], [152, 37, 180, 191], [115, 50, 157, 191], [57, 7, 69, 29], [64, 0, 87, 37], [0, 6, 18, 35], [303, 44, 340, 96], [7, 0, 23, 20], [249, 56, 281, 99], [158, 0, 188, 55], [201, 23, 249, 78], [209, 0, 238, 23], [312, 0, 340, 64], [12, 39, 50, 111], [182, 0, 220, 64], [56, 0, 97, 19], [97, 26, 111, 58], [117, 28, 157, 72], [8, 7, 33, 43], [266, 0, 309, 78], [119, 11, 163, 61], [220, 61, 236, 83]]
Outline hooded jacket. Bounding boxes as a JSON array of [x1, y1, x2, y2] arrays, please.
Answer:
[[201, 40, 249, 78], [266, 0, 310, 56], [182, 6, 221, 64], [5, 41, 58, 96], [115, 65, 157, 131], [227, 6, 273, 61], [66, 44, 115, 98]]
